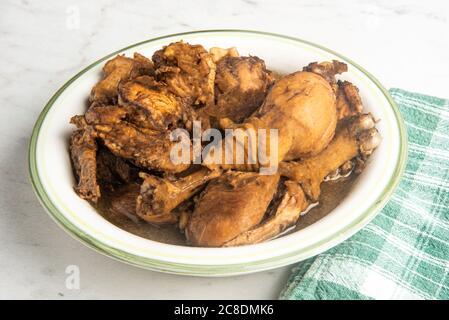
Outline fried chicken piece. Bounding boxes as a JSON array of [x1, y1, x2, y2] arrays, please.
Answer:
[[90, 53, 154, 103], [279, 113, 381, 201], [94, 122, 190, 173], [118, 75, 184, 130], [336, 80, 364, 120], [152, 42, 216, 107], [209, 56, 274, 123], [186, 172, 280, 247], [136, 167, 220, 224], [69, 126, 100, 203], [223, 180, 308, 246], [88, 76, 196, 132]]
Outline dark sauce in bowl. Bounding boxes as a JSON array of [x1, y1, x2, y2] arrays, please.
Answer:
[[95, 175, 357, 246]]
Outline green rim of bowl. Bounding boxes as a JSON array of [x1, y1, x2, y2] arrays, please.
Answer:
[[28, 30, 408, 276]]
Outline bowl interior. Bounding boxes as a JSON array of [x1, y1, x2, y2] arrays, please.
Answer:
[[30, 31, 406, 275]]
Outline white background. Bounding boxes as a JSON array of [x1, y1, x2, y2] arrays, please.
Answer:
[[1, 0, 448, 299]]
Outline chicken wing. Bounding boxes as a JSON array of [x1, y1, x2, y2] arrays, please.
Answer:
[[136, 167, 220, 224]]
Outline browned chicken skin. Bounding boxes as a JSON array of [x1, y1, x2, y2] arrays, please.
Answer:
[[118, 75, 185, 131], [204, 70, 338, 173], [186, 112, 380, 247], [90, 53, 154, 104], [279, 113, 381, 201], [224, 118, 380, 246], [84, 104, 127, 125], [153, 42, 216, 107], [210, 56, 274, 123], [74, 104, 190, 175], [336, 80, 364, 120], [209, 47, 239, 63], [136, 167, 221, 224], [186, 171, 280, 247], [94, 122, 190, 173], [303, 60, 348, 87], [69, 41, 381, 247], [80, 43, 218, 176], [262, 71, 337, 160], [223, 180, 308, 246], [69, 126, 100, 203], [73, 44, 216, 176]]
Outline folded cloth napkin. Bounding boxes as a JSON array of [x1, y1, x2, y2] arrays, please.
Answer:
[[280, 89, 449, 300]]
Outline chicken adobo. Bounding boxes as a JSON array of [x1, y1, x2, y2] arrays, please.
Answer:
[[69, 41, 381, 247]]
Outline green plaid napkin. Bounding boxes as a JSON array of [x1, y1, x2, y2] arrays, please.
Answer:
[[280, 89, 449, 300]]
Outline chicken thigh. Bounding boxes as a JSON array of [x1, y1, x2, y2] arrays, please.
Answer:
[[186, 171, 280, 247]]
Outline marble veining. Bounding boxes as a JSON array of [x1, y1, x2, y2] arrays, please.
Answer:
[[0, 0, 448, 299]]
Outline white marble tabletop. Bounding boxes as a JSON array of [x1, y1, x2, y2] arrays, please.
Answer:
[[1, 0, 448, 299]]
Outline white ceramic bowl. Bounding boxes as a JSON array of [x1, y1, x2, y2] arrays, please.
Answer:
[[29, 30, 407, 276]]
